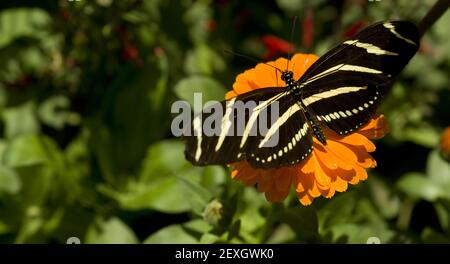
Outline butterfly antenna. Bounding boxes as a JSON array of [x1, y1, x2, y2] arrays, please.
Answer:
[[286, 16, 298, 71], [223, 49, 283, 74]]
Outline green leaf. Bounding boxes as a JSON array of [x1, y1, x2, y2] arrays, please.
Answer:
[[122, 11, 148, 24], [0, 8, 50, 48], [0, 221, 11, 235], [280, 207, 319, 242], [427, 150, 450, 190], [318, 192, 357, 230], [106, 139, 209, 213], [177, 176, 213, 214], [49, 204, 96, 244], [200, 233, 220, 243], [2, 101, 39, 139], [85, 217, 138, 244], [15, 206, 44, 244], [396, 172, 443, 201], [174, 76, 226, 108], [184, 44, 226, 75], [434, 203, 450, 231], [327, 223, 395, 244], [37, 95, 71, 130], [276, 0, 306, 12], [266, 224, 296, 243], [0, 165, 21, 194], [238, 188, 267, 235], [3, 134, 48, 167], [183, 1, 212, 43], [99, 177, 192, 214], [144, 224, 199, 244], [403, 126, 440, 148], [227, 220, 241, 241], [182, 219, 212, 234], [421, 227, 450, 243], [0, 87, 6, 110], [368, 176, 400, 219], [140, 140, 190, 182], [201, 165, 227, 191]]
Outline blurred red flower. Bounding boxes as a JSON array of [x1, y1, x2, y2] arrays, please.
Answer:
[[261, 35, 294, 60]]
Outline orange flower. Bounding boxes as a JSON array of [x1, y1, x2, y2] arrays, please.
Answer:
[[226, 53, 389, 206], [440, 127, 450, 161]]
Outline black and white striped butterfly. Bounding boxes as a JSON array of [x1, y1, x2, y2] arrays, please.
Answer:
[[183, 20, 419, 169]]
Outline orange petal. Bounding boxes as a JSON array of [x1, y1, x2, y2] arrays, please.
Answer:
[[308, 179, 322, 198], [336, 167, 357, 183], [314, 155, 332, 187], [348, 173, 360, 185], [325, 140, 358, 166], [294, 168, 313, 193], [265, 188, 289, 203], [290, 54, 319, 79], [225, 90, 238, 100], [274, 171, 293, 192], [257, 171, 273, 192], [323, 186, 336, 198], [314, 142, 353, 171], [337, 133, 376, 152], [294, 179, 305, 193], [298, 192, 314, 206], [354, 164, 368, 181], [333, 176, 349, 192], [253, 63, 280, 88], [358, 115, 389, 139], [299, 154, 316, 174], [351, 146, 377, 168]]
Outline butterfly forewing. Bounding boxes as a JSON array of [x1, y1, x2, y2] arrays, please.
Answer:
[[184, 87, 311, 167], [299, 21, 419, 135]]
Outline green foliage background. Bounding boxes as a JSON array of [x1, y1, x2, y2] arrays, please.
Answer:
[[0, 0, 449, 244]]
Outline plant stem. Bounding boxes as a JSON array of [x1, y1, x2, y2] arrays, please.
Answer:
[[418, 0, 450, 37]]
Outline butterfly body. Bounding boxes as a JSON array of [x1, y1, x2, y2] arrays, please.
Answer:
[[281, 70, 328, 145], [183, 20, 420, 169]]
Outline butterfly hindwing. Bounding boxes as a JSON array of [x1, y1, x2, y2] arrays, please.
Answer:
[[245, 100, 313, 168]]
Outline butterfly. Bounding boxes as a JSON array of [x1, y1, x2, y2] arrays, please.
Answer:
[[183, 20, 419, 169]]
